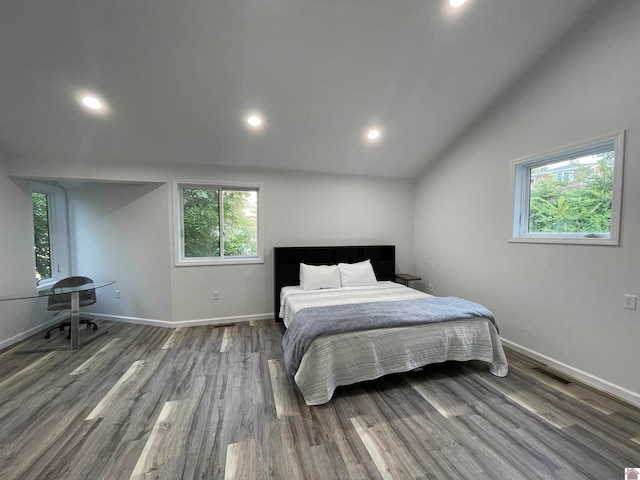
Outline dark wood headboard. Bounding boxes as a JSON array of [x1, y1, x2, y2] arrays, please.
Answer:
[[273, 245, 395, 321]]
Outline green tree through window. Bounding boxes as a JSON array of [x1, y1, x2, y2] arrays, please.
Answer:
[[183, 188, 220, 257], [32, 192, 52, 281], [223, 190, 258, 257], [182, 187, 258, 259], [529, 154, 613, 234]]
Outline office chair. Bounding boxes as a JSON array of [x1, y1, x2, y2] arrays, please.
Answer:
[[44, 276, 98, 340]]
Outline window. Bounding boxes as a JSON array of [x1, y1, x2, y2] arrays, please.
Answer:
[[31, 182, 70, 286], [511, 131, 624, 245], [551, 171, 574, 183], [174, 182, 263, 265]]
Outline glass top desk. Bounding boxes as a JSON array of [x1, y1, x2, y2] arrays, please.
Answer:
[[0, 280, 116, 353]]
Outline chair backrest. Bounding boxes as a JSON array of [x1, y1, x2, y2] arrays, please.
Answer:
[[47, 276, 97, 310]]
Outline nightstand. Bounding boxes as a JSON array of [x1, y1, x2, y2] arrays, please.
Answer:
[[395, 273, 421, 286]]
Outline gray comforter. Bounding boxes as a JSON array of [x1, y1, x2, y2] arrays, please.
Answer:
[[282, 296, 497, 376]]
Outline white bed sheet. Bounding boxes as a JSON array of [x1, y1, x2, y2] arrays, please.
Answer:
[[279, 281, 425, 328], [280, 282, 509, 405]]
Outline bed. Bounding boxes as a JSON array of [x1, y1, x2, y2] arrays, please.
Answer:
[[274, 245, 508, 405]]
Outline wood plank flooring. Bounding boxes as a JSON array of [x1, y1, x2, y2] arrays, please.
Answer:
[[0, 319, 638, 479]]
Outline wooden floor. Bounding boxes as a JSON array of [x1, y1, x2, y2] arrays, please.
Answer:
[[0, 319, 638, 479]]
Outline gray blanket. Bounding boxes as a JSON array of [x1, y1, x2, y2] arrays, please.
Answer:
[[282, 296, 497, 376]]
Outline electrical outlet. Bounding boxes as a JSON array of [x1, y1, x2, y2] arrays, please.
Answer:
[[429, 261, 434, 270], [115, 290, 120, 299], [624, 294, 637, 310], [213, 291, 220, 301]]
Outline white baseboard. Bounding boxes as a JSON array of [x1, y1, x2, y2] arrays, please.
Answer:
[[82, 312, 274, 328], [0, 312, 274, 352], [501, 337, 640, 408], [0, 316, 63, 351]]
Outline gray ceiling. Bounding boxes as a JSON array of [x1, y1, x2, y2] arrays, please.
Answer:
[[0, 0, 601, 178]]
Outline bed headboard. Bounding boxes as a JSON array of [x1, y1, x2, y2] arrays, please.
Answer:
[[273, 245, 396, 321]]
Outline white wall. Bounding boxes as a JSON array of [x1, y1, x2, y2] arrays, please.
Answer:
[[414, 0, 640, 403], [0, 159, 50, 348], [2, 161, 414, 329], [68, 182, 173, 322], [170, 168, 415, 321]]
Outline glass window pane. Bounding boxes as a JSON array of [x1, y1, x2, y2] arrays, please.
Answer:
[[528, 150, 614, 234], [183, 188, 220, 257], [32, 192, 52, 281], [223, 190, 258, 257]]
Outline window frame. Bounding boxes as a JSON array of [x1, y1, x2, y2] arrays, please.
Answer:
[[31, 182, 71, 289], [510, 131, 625, 246], [173, 180, 264, 266]]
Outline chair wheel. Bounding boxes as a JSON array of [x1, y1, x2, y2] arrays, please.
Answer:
[[93, 325, 98, 331], [44, 333, 51, 339]]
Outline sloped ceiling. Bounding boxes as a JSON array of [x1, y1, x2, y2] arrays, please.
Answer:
[[0, 0, 600, 178]]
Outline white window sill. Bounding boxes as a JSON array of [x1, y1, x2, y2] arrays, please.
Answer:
[[509, 236, 618, 246], [37, 280, 56, 292], [176, 257, 264, 267]]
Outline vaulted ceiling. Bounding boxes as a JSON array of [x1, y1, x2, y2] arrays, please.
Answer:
[[0, 0, 601, 178]]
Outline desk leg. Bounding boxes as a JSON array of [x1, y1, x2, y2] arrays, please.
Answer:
[[70, 291, 80, 350], [15, 292, 108, 353]]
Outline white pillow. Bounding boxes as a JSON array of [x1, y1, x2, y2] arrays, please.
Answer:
[[300, 263, 341, 291], [338, 259, 378, 287]]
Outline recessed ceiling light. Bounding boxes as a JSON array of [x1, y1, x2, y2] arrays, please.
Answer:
[[81, 95, 102, 110], [450, 0, 467, 7], [366, 128, 382, 142], [76, 91, 109, 115], [246, 113, 264, 130]]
